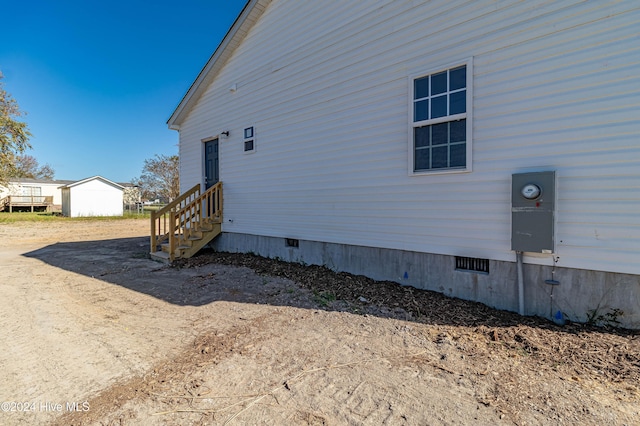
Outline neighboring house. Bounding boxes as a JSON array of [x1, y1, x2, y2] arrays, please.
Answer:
[[122, 183, 141, 205], [0, 178, 74, 212], [60, 176, 124, 217], [166, 1, 640, 328]]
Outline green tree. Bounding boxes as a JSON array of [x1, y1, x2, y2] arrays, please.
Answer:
[[11, 154, 55, 180], [0, 74, 32, 184], [133, 154, 179, 202]]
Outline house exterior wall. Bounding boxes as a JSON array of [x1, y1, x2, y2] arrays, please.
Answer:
[[0, 183, 19, 199], [176, 1, 639, 325], [66, 180, 123, 217], [1, 181, 67, 206]]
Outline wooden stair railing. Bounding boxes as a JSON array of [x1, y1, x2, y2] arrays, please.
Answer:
[[150, 182, 223, 262]]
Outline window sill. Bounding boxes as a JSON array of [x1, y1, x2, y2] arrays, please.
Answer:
[[409, 167, 471, 177]]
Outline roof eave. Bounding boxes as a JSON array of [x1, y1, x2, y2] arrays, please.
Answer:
[[60, 176, 125, 190]]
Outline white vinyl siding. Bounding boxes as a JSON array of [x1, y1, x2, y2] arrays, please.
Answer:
[[177, 0, 640, 275]]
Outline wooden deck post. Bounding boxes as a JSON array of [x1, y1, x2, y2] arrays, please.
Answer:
[[150, 210, 156, 253]]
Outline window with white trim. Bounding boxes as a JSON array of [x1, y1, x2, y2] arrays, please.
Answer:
[[243, 126, 255, 153], [21, 186, 42, 196], [411, 61, 471, 173]]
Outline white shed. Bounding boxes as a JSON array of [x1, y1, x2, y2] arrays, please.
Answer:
[[167, 1, 640, 328], [60, 176, 124, 217]]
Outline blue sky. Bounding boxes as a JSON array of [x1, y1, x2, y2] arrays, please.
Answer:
[[1, 0, 247, 183]]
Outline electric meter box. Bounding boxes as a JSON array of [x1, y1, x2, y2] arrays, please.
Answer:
[[511, 171, 556, 253]]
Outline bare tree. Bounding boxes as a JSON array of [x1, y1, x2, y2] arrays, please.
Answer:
[[133, 154, 179, 202], [0, 74, 32, 184], [11, 154, 55, 180]]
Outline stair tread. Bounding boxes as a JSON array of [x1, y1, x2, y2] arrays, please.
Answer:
[[150, 251, 171, 263]]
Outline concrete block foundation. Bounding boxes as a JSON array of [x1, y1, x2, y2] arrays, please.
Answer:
[[211, 232, 640, 329]]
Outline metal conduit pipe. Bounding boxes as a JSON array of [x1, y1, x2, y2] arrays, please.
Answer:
[[516, 251, 525, 316]]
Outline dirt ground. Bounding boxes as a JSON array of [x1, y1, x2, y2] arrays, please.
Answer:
[[0, 219, 638, 426]]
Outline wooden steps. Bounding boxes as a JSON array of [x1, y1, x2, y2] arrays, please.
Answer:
[[149, 182, 223, 263], [149, 250, 171, 263], [150, 219, 221, 263]]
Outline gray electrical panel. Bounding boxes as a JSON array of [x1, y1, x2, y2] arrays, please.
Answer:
[[511, 171, 556, 253]]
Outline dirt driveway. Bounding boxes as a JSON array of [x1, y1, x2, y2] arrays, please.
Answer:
[[0, 219, 638, 425]]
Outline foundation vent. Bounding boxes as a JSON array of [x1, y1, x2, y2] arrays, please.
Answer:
[[285, 238, 299, 248], [455, 256, 490, 274]]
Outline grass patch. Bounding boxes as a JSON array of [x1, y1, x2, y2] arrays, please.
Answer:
[[0, 212, 150, 223], [313, 290, 337, 307]]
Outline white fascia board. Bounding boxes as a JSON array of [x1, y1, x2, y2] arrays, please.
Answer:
[[61, 176, 125, 190]]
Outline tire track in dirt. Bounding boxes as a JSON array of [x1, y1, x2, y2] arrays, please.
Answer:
[[0, 247, 158, 425], [0, 220, 193, 425], [55, 308, 505, 425], [0, 220, 292, 425], [51, 310, 280, 425]]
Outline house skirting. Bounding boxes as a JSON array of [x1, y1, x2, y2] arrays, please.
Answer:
[[210, 232, 640, 329]]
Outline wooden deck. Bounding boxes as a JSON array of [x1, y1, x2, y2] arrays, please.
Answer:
[[0, 195, 54, 212]]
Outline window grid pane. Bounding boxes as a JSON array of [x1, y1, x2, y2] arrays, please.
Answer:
[[414, 99, 429, 122], [449, 66, 466, 91], [413, 65, 466, 123], [412, 64, 468, 172], [413, 119, 467, 171], [415, 76, 429, 99], [431, 71, 447, 95], [449, 90, 466, 115], [431, 95, 447, 119]]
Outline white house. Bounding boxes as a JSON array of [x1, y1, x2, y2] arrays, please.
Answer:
[[167, 1, 640, 328], [0, 178, 74, 212], [60, 176, 124, 217]]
